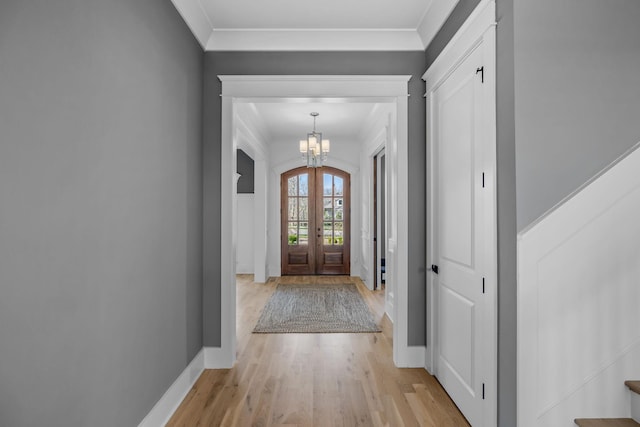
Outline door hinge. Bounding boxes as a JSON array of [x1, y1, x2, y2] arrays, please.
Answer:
[[431, 264, 439, 275], [476, 66, 484, 83], [482, 277, 485, 294], [482, 172, 485, 188], [482, 383, 486, 399]]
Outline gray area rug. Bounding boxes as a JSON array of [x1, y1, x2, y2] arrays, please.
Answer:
[[253, 283, 381, 333]]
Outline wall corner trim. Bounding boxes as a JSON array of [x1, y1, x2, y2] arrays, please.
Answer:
[[138, 348, 205, 427], [394, 345, 427, 368], [204, 346, 235, 369]]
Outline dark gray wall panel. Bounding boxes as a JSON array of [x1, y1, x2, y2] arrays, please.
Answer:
[[203, 51, 427, 346], [0, 1, 203, 426], [237, 149, 255, 194]]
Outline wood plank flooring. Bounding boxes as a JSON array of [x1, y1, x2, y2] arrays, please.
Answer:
[[167, 275, 470, 427]]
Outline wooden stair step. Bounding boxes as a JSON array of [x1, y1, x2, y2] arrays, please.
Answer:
[[575, 419, 640, 427], [626, 381, 640, 395]]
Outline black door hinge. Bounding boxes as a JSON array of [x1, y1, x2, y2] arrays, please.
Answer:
[[431, 265, 439, 275], [482, 277, 485, 294], [482, 172, 485, 188], [482, 383, 485, 399], [476, 66, 484, 83]]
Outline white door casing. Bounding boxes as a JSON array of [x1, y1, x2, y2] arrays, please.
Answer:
[[424, 0, 497, 425], [218, 75, 419, 368]]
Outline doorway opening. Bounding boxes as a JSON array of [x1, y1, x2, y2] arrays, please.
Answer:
[[216, 75, 414, 370], [281, 166, 351, 275]]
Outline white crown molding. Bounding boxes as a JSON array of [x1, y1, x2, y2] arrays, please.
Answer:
[[170, 0, 461, 51], [417, 0, 460, 49], [170, 0, 213, 48], [206, 29, 425, 51]]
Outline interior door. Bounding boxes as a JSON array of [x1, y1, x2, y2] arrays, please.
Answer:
[[433, 45, 485, 425], [281, 166, 350, 275]]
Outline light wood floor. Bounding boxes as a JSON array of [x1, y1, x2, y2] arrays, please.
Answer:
[[167, 275, 470, 426]]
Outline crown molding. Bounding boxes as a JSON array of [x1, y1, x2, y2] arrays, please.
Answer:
[[170, 0, 213, 48], [417, 0, 460, 48], [171, 0, 459, 51]]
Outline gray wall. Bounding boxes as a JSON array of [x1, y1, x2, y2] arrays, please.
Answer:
[[237, 149, 255, 194], [203, 51, 427, 346], [513, 0, 640, 229], [425, 0, 482, 64], [0, 1, 203, 426], [496, 1, 517, 426]]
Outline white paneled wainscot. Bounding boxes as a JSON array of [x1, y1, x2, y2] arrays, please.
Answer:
[[518, 143, 640, 426]]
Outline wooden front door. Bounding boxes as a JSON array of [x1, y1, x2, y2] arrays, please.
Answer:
[[281, 166, 350, 275]]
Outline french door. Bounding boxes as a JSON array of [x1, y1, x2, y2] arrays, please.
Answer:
[[281, 166, 350, 275]]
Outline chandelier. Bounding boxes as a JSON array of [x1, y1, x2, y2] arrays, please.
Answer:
[[299, 112, 330, 168]]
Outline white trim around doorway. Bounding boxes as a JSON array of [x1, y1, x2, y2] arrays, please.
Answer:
[[217, 75, 418, 368]]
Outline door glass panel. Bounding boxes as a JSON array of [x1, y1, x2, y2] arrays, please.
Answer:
[[334, 198, 343, 208], [334, 207, 343, 221], [299, 174, 308, 196], [323, 191, 333, 218], [299, 198, 308, 220], [323, 174, 333, 196], [288, 222, 298, 245], [334, 176, 343, 196], [334, 222, 343, 246], [288, 176, 298, 196], [323, 222, 333, 245], [299, 222, 308, 244], [324, 206, 333, 221], [288, 198, 298, 220]]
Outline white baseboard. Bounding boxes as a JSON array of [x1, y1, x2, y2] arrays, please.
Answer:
[[235, 264, 254, 274], [395, 345, 426, 368], [204, 346, 234, 369], [631, 391, 640, 423], [138, 348, 205, 427]]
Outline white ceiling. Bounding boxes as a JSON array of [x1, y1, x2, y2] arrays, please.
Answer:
[[171, 0, 460, 50], [204, 0, 431, 30], [249, 102, 380, 142]]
